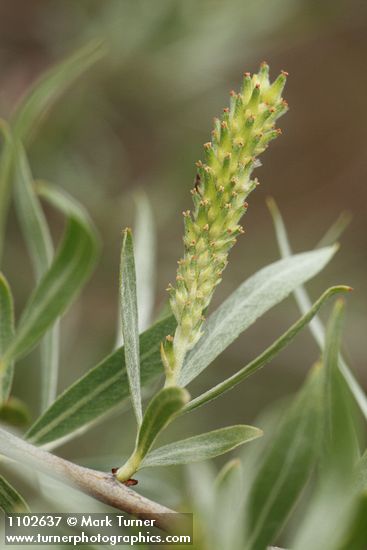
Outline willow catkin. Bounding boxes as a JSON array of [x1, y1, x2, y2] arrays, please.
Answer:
[[162, 63, 288, 385]]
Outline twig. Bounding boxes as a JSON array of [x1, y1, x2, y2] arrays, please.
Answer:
[[0, 427, 176, 531]]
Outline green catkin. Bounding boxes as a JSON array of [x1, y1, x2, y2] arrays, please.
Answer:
[[162, 64, 288, 386]]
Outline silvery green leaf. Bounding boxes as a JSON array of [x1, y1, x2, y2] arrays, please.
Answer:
[[11, 39, 106, 144], [26, 315, 176, 446], [292, 301, 361, 550], [13, 144, 53, 278], [180, 246, 337, 386], [135, 387, 189, 464], [184, 286, 349, 414], [0, 41, 105, 262], [13, 142, 59, 410], [315, 210, 352, 249], [117, 386, 189, 480], [120, 228, 142, 426], [215, 459, 244, 550], [323, 300, 360, 470], [0, 273, 14, 404], [267, 197, 367, 421], [0, 121, 15, 262], [243, 364, 324, 550], [142, 425, 261, 468], [115, 192, 156, 349], [3, 183, 99, 364]]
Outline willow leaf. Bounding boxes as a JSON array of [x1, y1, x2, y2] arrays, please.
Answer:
[[215, 459, 244, 550], [180, 246, 337, 386], [120, 228, 142, 426], [116, 386, 189, 481], [292, 301, 359, 550], [142, 425, 262, 468], [0, 121, 14, 263], [26, 315, 176, 446], [244, 364, 324, 550], [13, 142, 59, 410], [3, 184, 99, 364], [0, 41, 105, 263], [14, 144, 53, 277], [183, 286, 349, 414], [323, 299, 359, 469], [115, 193, 156, 349], [136, 387, 190, 464], [0, 274, 14, 404], [267, 197, 367, 420], [11, 39, 106, 144]]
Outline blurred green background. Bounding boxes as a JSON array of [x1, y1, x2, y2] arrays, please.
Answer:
[[0, 0, 366, 486]]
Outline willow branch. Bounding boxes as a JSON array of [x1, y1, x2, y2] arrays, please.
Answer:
[[0, 427, 176, 531]]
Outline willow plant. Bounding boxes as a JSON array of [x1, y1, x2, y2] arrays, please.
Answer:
[[0, 41, 366, 548]]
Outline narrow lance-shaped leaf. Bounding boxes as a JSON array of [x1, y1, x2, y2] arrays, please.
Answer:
[[215, 459, 244, 550], [0, 475, 29, 513], [141, 425, 262, 468], [186, 462, 217, 546], [135, 387, 190, 461], [355, 451, 367, 493], [292, 455, 365, 549], [323, 299, 360, 470], [180, 245, 337, 386], [2, 183, 99, 364], [115, 193, 156, 348], [116, 387, 189, 481], [267, 197, 367, 421], [0, 41, 106, 264], [0, 120, 14, 263], [243, 363, 325, 550], [0, 274, 14, 404], [13, 142, 59, 410], [315, 210, 352, 249], [291, 302, 361, 550], [26, 315, 176, 446], [120, 228, 142, 426], [184, 285, 350, 414], [11, 39, 106, 144], [14, 143, 53, 277]]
